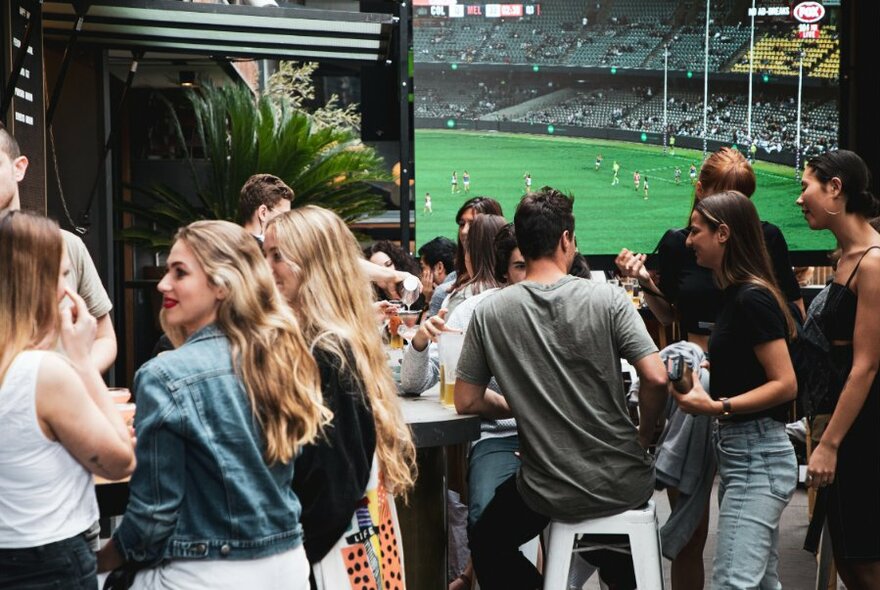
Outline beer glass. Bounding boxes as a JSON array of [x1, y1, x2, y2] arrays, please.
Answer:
[[438, 331, 465, 406]]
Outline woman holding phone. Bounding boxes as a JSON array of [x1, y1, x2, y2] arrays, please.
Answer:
[[674, 191, 798, 588], [0, 211, 135, 588], [614, 147, 801, 590]]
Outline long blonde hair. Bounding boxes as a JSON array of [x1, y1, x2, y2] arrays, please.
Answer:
[[0, 211, 63, 383], [163, 220, 329, 465], [267, 207, 417, 497]]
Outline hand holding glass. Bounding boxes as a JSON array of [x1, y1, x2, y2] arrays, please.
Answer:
[[396, 310, 421, 342]]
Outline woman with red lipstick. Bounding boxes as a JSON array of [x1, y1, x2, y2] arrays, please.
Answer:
[[797, 150, 880, 589], [676, 191, 798, 589], [97, 220, 328, 589]]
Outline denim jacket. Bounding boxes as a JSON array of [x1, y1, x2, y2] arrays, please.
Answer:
[[113, 325, 303, 566]]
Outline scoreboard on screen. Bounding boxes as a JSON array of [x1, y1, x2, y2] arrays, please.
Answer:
[[414, 2, 541, 19]]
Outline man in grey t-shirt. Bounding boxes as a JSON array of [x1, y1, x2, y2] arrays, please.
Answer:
[[456, 188, 668, 589], [0, 126, 117, 373]]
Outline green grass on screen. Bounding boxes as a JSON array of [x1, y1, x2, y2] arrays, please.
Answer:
[[414, 130, 835, 255]]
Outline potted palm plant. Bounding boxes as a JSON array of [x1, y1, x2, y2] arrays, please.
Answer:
[[120, 82, 387, 248]]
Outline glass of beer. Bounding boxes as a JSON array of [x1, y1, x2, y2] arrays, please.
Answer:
[[388, 313, 404, 349], [116, 403, 136, 428], [438, 331, 465, 406], [106, 387, 131, 404]]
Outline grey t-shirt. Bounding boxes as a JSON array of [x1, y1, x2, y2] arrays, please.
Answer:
[[61, 230, 113, 318], [457, 275, 657, 520]]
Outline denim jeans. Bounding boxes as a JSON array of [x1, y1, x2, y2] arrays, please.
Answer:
[[711, 417, 797, 590], [467, 435, 520, 529], [0, 531, 97, 589]]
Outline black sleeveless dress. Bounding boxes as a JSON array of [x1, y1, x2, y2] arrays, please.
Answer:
[[806, 247, 880, 559]]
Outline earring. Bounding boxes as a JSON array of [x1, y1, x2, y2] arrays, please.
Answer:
[[823, 207, 841, 215]]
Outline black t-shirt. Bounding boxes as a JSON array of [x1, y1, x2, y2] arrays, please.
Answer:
[[292, 346, 376, 564], [709, 284, 791, 422], [655, 221, 801, 335]]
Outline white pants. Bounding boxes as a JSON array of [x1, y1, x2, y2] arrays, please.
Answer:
[[129, 545, 309, 590]]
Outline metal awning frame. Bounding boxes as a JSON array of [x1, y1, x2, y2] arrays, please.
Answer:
[[42, 0, 396, 63]]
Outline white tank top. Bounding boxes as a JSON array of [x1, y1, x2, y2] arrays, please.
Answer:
[[0, 350, 98, 548]]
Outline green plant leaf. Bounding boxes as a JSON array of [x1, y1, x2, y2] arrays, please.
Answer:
[[120, 82, 388, 249]]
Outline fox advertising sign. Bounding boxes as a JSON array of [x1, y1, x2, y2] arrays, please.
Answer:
[[793, 2, 826, 24]]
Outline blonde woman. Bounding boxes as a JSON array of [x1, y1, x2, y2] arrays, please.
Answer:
[[97, 220, 328, 590], [0, 211, 134, 589], [265, 206, 416, 587]]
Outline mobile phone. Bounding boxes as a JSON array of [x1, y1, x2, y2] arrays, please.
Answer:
[[666, 354, 684, 382]]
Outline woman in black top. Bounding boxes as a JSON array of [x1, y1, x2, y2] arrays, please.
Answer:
[[675, 191, 798, 588], [615, 147, 801, 590], [617, 147, 802, 351], [264, 206, 417, 586], [797, 150, 880, 588]]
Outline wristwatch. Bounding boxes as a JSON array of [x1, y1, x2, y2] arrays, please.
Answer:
[[718, 397, 733, 417]]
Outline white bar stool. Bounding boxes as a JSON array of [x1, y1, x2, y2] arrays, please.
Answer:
[[542, 500, 664, 590]]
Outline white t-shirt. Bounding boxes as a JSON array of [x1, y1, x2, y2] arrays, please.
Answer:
[[0, 351, 98, 547]]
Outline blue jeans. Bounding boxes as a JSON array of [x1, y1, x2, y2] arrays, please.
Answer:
[[467, 435, 520, 529], [0, 531, 97, 589], [711, 417, 797, 590]]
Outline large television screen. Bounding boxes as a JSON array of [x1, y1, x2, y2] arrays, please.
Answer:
[[412, 0, 842, 261]]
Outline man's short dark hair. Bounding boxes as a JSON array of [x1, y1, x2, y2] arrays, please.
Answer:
[[0, 124, 21, 159], [238, 174, 294, 224], [514, 187, 574, 260], [417, 236, 456, 274]]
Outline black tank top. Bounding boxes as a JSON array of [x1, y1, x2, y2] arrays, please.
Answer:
[[821, 246, 880, 341], [810, 246, 880, 413]]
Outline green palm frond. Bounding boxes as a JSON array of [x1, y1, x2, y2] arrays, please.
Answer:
[[120, 83, 387, 249]]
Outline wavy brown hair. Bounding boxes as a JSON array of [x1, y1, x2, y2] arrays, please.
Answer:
[[694, 192, 797, 339], [163, 220, 328, 465], [267, 207, 417, 497], [0, 211, 62, 382]]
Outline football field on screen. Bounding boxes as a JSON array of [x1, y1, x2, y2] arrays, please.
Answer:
[[413, 129, 836, 255]]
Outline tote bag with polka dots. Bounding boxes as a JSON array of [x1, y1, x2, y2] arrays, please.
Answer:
[[312, 457, 405, 590]]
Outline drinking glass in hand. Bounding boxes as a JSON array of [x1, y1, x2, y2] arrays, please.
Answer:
[[396, 310, 421, 342]]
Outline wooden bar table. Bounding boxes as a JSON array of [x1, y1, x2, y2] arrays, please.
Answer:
[[398, 384, 481, 590]]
